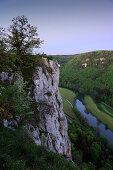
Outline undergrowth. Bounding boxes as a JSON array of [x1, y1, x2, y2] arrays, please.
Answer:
[[0, 126, 76, 170]]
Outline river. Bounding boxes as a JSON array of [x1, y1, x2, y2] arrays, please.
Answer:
[[75, 99, 113, 144]]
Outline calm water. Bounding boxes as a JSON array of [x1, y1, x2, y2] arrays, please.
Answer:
[[76, 99, 113, 144]]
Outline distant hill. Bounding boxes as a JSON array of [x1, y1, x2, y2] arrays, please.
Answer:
[[57, 50, 113, 106], [54, 55, 76, 68]]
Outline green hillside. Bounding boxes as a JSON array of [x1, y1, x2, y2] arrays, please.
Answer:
[[54, 55, 75, 68], [59, 87, 76, 119], [59, 50, 113, 107]]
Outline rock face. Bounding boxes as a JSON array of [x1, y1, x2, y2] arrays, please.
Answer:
[[0, 58, 71, 158], [26, 58, 71, 158], [0, 71, 14, 83]]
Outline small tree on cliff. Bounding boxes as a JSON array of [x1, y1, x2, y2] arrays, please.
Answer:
[[1, 15, 43, 55]]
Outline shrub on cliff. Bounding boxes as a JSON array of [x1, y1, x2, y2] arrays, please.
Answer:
[[0, 126, 76, 170], [0, 81, 34, 122]]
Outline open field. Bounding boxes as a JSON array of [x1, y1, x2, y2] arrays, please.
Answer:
[[59, 87, 76, 105], [59, 87, 76, 119], [97, 103, 113, 118], [83, 95, 113, 131]]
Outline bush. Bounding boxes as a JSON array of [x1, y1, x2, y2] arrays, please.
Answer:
[[0, 81, 34, 122], [0, 126, 76, 170], [47, 55, 54, 60]]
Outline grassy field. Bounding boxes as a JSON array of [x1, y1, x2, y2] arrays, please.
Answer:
[[97, 103, 113, 118], [83, 95, 113, 131], [59, 87, 76, 119], [59, 87, 76, 105]]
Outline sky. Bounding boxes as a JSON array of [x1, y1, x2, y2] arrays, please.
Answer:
[[0, 0, 113, 55]]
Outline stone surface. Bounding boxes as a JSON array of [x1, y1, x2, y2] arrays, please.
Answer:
[[3, 118, 18, 131], [0, 58, 71, 158], [0, 71, 14, 83], [27, 58, 71, 158]]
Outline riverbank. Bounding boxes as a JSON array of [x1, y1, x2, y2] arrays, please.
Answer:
[[59, 87, 113, 142], [76, 99, 113, 143], [59, 87, 113, 169], [83, 95, 113, 132]]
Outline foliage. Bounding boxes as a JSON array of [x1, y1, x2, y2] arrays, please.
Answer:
[[89, 142, 101, 164], [68, 109, 113, 169], [46, 55, 54, 60], [54, 54, 75, 68], [46, 67, 53, 73], [0, 82, 76, 169], [83, 95, 113, 131], [0, 81, 34, 122], [41, 53, 54, 60], [60, 87, 113, 169], [0, 27, 7, 54], [0, 126, 76, 170], [1, 15, 43, 55], [0, 16, 54, 88], [0, 52, 44, 74], [59, 50, 113, 107]]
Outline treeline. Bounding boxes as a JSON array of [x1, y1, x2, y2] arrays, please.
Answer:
[[57, 50, 113, 106]]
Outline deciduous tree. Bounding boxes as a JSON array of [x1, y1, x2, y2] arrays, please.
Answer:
[[1, 15, 43, 55]]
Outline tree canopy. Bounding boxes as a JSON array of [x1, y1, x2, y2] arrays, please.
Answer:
[[57, 51, 113, 107], [0, 27, 7, 54], [0, 15, 43, 55]]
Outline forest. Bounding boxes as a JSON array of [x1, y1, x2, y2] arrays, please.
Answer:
[[56, 51, 113, 107], [59, 87, 113, 170]]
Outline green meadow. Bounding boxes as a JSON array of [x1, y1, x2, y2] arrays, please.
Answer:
[[59, 87, 76, 119], [83, 95, 113, 131]]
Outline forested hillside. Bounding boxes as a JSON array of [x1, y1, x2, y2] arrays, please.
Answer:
[[54, 55, 75, 68], [57, 50, 113, 107]]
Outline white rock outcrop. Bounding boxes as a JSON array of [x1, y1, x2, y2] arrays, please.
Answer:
[[0, 58, 71, 158], [26, 58, 71, 158]]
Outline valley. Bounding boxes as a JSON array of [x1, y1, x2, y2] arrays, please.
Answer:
[[55, 50, 113, 132], [59, 87, 113, 143], [1, 5, 113, 168], [59, 87, 113, 169]]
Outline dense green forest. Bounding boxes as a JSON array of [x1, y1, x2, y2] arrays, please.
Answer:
[[59, 87, 113, 170], [55, 50, 113, 107], [54, 55, 75, 68]]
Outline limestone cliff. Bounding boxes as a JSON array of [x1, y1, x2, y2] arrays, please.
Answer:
[[0, 58, 71, 158]]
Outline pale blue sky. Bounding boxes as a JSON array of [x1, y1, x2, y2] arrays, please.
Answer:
[[0, 0, 113, 54]]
